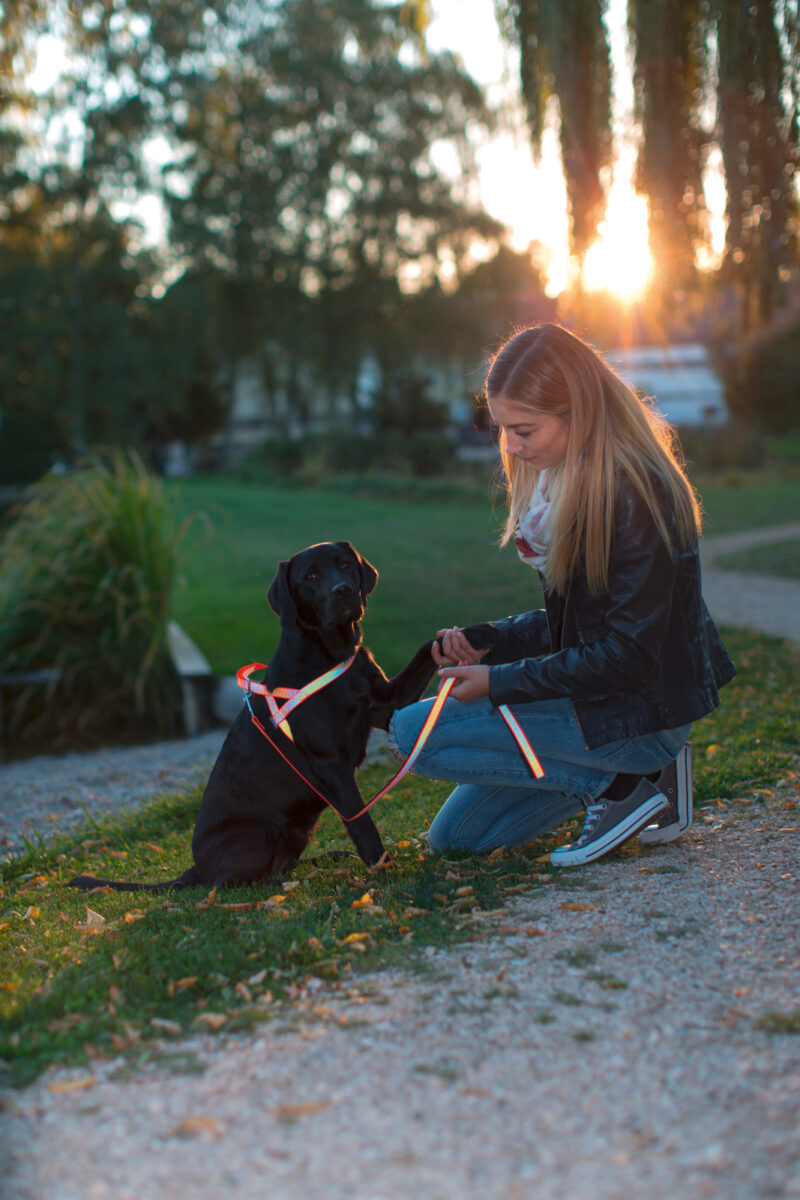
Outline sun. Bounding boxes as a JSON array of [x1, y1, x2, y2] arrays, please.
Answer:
[[582, 153, 653, 300]]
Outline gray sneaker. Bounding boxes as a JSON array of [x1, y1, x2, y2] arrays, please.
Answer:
[[639, 744, 693, 844], [550, 779, 669, 867]]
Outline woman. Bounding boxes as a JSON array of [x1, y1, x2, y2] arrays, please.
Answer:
[[388, 323, 735, 866]]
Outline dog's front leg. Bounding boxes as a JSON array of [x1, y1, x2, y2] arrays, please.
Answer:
[[369, 641, 438, 728], [328, 776, 387, 866]]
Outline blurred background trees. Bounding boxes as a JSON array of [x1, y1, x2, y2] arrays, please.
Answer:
[[1, 0, 798, 484]]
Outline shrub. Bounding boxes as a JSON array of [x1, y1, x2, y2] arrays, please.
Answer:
[[722, 316, 800, 435], [676, 420, 767, 473], [0, 449, 188, 749]]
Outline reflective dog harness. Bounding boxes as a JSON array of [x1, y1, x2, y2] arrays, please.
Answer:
[[236, 659, 544, 824]]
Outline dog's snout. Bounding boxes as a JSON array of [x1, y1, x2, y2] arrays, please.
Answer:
[[332, 581, 355, 597]]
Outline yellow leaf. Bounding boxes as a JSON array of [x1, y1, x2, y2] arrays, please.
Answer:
[[350, 892, 374, 909], [560, 902, 600, 912], [705, 743, 721, 758], [47, 1076, 94, 1093], [193, 1012, 227, 1031], [170, 1117, 222, 1139], [487, 846, 506, 864], [276, 1101, 331, 1121], [342, 932, 370, 944]]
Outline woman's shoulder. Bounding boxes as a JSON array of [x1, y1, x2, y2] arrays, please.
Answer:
[[614, 466, 686, 540]]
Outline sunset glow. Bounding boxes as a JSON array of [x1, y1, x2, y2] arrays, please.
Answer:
[[582, 150, 653, 299]]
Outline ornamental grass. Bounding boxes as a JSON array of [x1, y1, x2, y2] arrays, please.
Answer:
[[0, 449, 190, 749]]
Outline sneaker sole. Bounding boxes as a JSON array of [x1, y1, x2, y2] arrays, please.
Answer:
[[550, 793, 669, 866], [639, 744, 693, 844]]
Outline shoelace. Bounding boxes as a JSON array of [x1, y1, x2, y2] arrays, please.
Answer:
[[577, 801, 608, 844]]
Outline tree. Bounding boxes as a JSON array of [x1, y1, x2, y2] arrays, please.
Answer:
[[494, 0, 799, 324]]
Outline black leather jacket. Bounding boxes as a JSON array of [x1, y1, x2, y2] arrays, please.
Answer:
[[487, 475, 736, 749]]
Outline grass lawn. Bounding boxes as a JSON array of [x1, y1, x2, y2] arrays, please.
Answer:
[[2, 473, 799, 1087], [170, 476, 542, 675], [695, 474, 800, 537], [715, 538, 800, 582]]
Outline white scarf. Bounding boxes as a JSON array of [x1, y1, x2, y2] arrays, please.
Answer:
[[514, 470, 553, 570]]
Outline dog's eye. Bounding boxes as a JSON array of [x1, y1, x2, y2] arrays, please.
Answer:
[[339, 560, 353, 570], [304, 570, 318, 582]]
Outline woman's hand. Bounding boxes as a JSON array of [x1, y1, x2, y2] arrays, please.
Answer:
[[432, 626, 489, 668], [437, 664, 491, 704]]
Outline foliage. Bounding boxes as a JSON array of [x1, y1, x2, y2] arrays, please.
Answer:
[[495, 0, 799, 323], [0, 450, 188, 748], [495, 0, 612, 259], [1, 0, 500, 469], [720, 316, 800, 436], [0, 624, 796, 1086], [676, 421, 767, 474]]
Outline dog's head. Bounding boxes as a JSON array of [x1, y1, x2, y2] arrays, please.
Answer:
[[267, 542, 378, 643]]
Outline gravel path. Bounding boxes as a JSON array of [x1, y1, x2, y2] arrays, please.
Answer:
[[1, 523, 799, 1199]]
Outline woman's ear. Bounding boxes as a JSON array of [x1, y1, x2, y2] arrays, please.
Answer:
[[267, 560, 296, 623], [336, 540, 378, 599]]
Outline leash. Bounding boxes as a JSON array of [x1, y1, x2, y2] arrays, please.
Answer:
[[236, 659, 544, 826]]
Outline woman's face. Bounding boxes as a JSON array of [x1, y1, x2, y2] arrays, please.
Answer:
[[489, 394, 569, 470]]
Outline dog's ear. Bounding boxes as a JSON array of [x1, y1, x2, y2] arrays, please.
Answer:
[[337, 540, 378, 600], [267, 560, 296, 623]]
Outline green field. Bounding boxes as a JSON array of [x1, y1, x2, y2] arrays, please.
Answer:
[[170, 473, 800, 674]]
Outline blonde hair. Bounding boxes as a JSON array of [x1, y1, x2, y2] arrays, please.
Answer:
[[487, 324, 702, 595]]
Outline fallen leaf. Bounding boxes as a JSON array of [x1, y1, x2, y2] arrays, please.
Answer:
[[151, 1017, 182, 1036], [342, 932, 370, 944], [460, 1087, 493, 1098], [307, 936, 323, 951], [193, 1013, 227, 1031], [560, 903, 600, 912], [276, 1101, 331, 1121], [350, 892, 375, 909], [47, 1076, 94, 1093], [215, 902, 254, 913], [170, 1117, 222, 1139], [168, 976, 198, 995], [705, 743, 721, 758]]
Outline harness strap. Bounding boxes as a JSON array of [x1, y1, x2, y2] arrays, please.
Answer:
[[237, 656, 357, 741]]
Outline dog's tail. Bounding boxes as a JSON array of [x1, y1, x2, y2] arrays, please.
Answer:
[[67, 866, 202, 893]]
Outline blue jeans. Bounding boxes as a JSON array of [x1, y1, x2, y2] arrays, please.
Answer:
[[388, 695, 690, 853]]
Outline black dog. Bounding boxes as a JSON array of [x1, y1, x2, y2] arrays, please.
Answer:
[[69, 541, 494, 893]]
